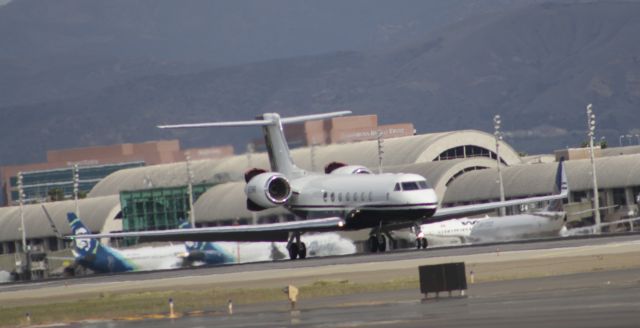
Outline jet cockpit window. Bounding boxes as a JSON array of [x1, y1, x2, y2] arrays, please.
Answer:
[[401, 181, 420, 191], [418, 181, 430, 189], [394, 183, 401, 191]]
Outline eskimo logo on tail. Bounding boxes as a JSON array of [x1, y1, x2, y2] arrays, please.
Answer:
[[67, 212, 98, 256]]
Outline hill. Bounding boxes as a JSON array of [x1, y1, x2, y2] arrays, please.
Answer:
[[1, 1, 639, 164]]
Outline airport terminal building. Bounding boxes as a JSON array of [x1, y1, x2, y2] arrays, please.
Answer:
[[2, 114, 640, 278]]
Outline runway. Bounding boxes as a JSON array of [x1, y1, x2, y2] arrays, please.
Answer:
[[51, 268, 640, 327], [2, 234, 640, 303]]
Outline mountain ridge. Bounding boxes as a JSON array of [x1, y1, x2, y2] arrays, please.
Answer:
[[1, 1, 639, 165]]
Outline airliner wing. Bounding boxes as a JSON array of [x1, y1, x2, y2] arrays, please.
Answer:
[[66, 217, 345, 243], [430, 160, 568, 222]]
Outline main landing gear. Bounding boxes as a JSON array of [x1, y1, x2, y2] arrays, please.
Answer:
[[368, 234, 387, 252], [414, 224, 428, 250], [287, 232, 307, 260], [368, 224, 390, 253]]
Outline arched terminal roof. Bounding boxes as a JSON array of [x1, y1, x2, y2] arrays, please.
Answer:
[[89, 130, 520, 197], [289, 130, 520, 170], [88, 159, 237, 197], [443, 154, 640, 205], [0, 195, 120, 242]]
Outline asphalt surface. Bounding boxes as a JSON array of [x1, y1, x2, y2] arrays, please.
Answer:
[[61, 268, 640, 328], [2, 233, 639, 293]]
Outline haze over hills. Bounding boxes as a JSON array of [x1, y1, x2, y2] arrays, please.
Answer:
[[1, 1, 639, 165]]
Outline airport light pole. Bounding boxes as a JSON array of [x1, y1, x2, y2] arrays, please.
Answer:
[[73, 164, 80, 217], [587, 104, 601, 234], [17, 172, 27, 254], [185, 152, 196, 228], [493, 115, 506, 216]]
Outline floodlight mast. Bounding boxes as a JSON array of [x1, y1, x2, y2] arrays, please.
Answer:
[[73, 164, 80, 217], [587, 104, 601, 234], [17, 172, 27, 253], [185, 152, 196, 228], [494, 115, 506, 216]]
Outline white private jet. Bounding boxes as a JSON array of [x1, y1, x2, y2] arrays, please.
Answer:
[[70, 111, 568, 260]]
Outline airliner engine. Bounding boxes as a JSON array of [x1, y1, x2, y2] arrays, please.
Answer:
[[244, 171, 292, 210]]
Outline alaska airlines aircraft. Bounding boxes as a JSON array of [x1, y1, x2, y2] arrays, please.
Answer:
[[67, 213, 234, 273], [71, 111, 568, 260]]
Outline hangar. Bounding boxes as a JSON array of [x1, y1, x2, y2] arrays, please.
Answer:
[[2, 129, 640, 275]]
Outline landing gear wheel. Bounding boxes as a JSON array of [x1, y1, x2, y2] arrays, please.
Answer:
[[368, 236, 379, 253], [288, 243, 299, 260], [298, 242, 307, 259], [378, 235, 387, 252], [416, 237, 427, 249]]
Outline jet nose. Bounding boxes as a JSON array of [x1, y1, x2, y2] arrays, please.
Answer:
[[425, 188, 438, 204]]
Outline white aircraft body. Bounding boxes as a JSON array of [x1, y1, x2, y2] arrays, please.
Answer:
[[71, 111, 568, 260], [420, 213, 566, 246], [418, 183, 567, 247]]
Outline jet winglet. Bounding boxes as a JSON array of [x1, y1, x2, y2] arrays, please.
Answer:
[[556, 159, 569, 197]]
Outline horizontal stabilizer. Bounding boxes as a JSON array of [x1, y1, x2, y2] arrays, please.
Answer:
[[158, 120, 270, 129], [157, 111, 352, 129], [280, 111, 352, 124]]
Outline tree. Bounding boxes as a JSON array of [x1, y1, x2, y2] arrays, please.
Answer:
[[47, 188, 65, 201], [599, 140, 608, 149]]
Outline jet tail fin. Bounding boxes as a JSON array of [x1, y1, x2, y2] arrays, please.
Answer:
[[545, 159, 568, 212], [67, 212, 99, 258]]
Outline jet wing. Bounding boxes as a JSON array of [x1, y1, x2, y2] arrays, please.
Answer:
[[65, 217, 345, 243], [430, 160, 569, 222], [430, 192, 568, 222]]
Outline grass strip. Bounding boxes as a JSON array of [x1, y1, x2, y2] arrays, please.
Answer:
[[0, 277, 418, 327]]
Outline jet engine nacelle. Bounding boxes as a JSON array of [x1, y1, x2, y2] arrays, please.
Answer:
[[245, 172, 292, 209], [326, 162, 372, 175]]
